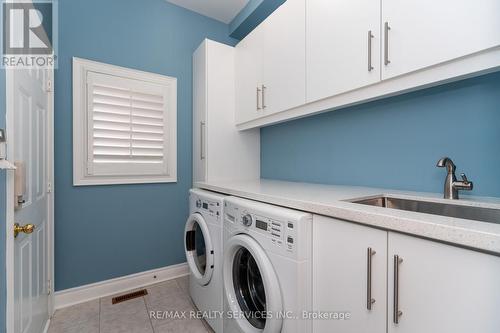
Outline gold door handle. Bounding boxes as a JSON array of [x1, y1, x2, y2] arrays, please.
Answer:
[[14, 223, 35, 238]]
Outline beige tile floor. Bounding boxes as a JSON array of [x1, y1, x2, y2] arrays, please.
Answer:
[[48, 276, 215, 333]]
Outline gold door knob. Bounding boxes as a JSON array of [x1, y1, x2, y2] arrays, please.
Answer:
[[14, 223, 35, 238]]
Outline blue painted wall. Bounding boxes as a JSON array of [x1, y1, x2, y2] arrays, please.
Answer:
[[0, 67, 6, 333], [230, 0, 263, 33], [261, 72, 500, 198], [55, 0, 236, 291], [229, 0, 286, 40]]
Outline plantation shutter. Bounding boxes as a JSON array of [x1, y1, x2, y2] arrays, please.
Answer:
[[86, 71, 169, 176]]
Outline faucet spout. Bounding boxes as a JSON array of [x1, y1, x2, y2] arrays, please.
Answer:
[[436, 157, 456, 174]]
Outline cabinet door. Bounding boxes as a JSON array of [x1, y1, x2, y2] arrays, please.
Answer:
[[388, 232, 500, 333], [306, 0, 380, 103], [235, 25, 264, 125], [192, 42, 207, 182], [382, 0, 500, 80], [313, 216, 387, 333], [262, 0, 306, 115]]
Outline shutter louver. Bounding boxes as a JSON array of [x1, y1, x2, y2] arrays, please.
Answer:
[[87, 72, 169, 176]]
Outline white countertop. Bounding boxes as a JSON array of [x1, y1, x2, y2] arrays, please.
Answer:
[[194, 179, 500, 255]]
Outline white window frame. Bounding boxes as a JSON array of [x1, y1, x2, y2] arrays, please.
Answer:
[[73, 57, 177, 186]]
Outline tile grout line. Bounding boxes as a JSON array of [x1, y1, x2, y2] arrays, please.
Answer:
[[175, 277, 211, 333], [98, 297, 101, 333], [175, 278, 194, 307], [143, 295, 155, 333], [51, 278, 200, 333]]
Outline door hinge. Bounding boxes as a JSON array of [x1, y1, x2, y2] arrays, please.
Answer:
[[46, 79, 52, 92], [47, 279, 52, 295], [47, 182, 52, 194]]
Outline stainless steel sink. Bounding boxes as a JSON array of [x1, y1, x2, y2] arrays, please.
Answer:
[[350, 196, 500, 224]]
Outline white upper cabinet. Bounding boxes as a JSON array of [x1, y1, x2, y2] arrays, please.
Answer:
[[261, 0, 306, 115], [235, 25, 264, 125], [388, 232, 500, 333], [193, 40, 260, 183], [234, 0, 500, 130], [235, 0, 305, 125], [382, 0, 500, 80], [193, 42, 207, 183], [306, 0, 381, 102]]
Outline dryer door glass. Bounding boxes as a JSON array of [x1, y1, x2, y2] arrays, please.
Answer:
[[185, 213, 214, 285], [233, 247, 267, 329], [192, 222, 206, 274]]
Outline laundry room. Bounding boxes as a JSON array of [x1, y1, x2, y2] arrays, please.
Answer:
[[0, 0, 500, 333]]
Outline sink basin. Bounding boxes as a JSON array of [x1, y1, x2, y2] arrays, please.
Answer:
[[350, 196, 500, 224]]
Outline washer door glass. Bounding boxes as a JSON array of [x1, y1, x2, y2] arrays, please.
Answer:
[[185, 213, 214, 286], [223, 234, 283, 333], [233, 247, 267, 329]]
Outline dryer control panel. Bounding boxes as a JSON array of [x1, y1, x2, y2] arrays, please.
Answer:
[[198, 198, 220, 219], [189, 190, 224, 224]]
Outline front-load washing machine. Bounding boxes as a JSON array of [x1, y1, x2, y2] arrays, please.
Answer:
[[223, 196, 313, 333], [185, 189, 226, 332]]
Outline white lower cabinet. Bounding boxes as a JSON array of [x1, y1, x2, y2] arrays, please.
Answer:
[[313, 215, 500, 333], [388, 232, 500, 333], [313, 215, 387, 333]]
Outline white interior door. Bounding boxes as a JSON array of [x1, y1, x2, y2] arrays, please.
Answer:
[[12, 68, 52, 333]]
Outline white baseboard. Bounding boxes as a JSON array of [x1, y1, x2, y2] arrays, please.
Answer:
[[42, 318, 51, 333], [54, 262, 189, 310]]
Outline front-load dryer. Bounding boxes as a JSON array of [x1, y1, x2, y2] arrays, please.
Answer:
[[223, 196, 313, 333], [185, 189, 226, 332]]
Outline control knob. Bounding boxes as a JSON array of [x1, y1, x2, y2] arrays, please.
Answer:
[[196, 199, 202, 208], [242, 214, 253, 227]]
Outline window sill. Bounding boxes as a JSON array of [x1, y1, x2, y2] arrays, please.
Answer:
[[73, 175, 177, 186]]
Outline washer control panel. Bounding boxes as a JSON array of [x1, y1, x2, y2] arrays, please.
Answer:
[[242, 211, 296, 253], [223, 196, 311, 260]]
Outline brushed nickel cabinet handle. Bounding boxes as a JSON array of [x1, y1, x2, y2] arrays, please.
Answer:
[[256, 87, 262, 110], [200, 121, 206, 160], [261, 85, 267, 109], [368, 31, 374, 72], [393, 255, 403, 323], [367, 247, 376, 310], [384, 22, 391, 66]]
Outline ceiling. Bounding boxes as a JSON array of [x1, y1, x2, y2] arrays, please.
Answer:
[[166, 0, 250, 24]]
